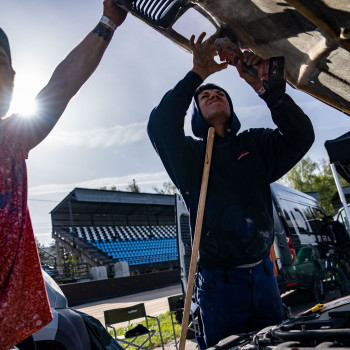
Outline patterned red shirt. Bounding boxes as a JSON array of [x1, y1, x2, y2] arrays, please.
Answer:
[[0, 115, 52, 350]]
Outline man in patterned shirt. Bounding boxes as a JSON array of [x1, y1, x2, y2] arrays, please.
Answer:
[[0, 1, 127, 349]]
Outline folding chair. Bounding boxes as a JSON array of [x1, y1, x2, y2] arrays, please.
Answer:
[[104, 303, 164, 350], [168, 294, 200, 350]]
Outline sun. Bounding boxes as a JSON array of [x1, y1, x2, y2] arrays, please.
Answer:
[[8, 71, 44, 118]]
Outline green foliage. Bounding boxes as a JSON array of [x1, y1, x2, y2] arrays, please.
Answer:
[[109, 311, 180, 348], [279, 156, 349, 215], [153, 181, 178, 195], [60, 246, 79, 265], [99, 186, 120, 191], [36, 238, 56, 266], [279, 157, 318, 193], [126, 179, 141, 193]]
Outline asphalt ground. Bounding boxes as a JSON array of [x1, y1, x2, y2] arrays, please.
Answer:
[[75, 283, 318, 327], [74, 283, 330, 350]]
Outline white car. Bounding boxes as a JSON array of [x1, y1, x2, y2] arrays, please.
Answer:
[[32, 270, 92, 350], [334, 204, 350, 228]]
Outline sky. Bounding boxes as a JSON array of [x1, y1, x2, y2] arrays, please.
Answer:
[[1, 1, 350, 246]]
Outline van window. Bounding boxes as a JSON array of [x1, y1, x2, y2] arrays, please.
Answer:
[[304, 206, 319, 233], [312, 207, 325, 220], [291, 207, 308, 234], [281, 205, 297, 235], [303, 206, 316, 231], [294, 203, 312, 233], [280, 199, 310, 235], [311, 207, 325, 234]]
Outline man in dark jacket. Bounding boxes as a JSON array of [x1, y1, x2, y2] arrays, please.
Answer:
[[147, 33, 314, 348]]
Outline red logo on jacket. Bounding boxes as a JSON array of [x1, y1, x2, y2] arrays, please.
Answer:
[[237, 151, 250, 160]]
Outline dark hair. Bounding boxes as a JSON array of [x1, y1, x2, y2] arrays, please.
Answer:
[[194, 83, 231, 108], [0, 28, 11, 65], [191, 82, 241, 138]]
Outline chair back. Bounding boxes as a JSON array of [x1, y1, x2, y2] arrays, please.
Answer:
[[104, 303, 147, 325], [168, 294, 185, 312]]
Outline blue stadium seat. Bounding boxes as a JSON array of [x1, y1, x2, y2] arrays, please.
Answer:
[[64, 224, 179, 266]]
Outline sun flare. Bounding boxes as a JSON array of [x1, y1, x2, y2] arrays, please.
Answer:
[[8, 71, 43, 118], [10, 92, 38, 117]]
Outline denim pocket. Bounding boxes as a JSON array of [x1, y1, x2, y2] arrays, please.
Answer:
[[196, 271, 216, 293]]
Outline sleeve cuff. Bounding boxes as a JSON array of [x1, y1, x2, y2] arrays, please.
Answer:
[[187, 70, 204, 86], [261, 92, 285, 109]]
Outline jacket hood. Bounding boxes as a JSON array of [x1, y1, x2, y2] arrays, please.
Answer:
[[191, 83, 241, 139]]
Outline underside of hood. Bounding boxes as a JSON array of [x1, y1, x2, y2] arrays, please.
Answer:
[[116, 0, 350, 116]]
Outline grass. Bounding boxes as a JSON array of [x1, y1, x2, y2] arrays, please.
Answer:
[[109, 311, 181, 348]]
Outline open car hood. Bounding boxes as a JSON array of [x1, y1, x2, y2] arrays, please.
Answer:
[[115, 0, 350, 115]]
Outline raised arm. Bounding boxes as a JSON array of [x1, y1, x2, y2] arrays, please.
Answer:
[[252, 93, 314, 183], [232, 49, 315, 181], [26, 0, 127, 150], [147, 33, 227, 189], [147, 71, 202, 189]]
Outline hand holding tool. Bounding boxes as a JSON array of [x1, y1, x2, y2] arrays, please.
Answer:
[[214, 37, 286, 96]]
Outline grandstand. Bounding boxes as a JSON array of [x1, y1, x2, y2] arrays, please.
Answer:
[[50, 188, 179, 278]]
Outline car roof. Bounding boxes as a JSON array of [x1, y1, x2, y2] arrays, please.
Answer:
[[117, 0, 350, 116]]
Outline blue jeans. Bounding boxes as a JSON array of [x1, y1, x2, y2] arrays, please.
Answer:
[[195, 258, 285, 349]]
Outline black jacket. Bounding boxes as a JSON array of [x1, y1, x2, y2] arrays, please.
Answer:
[[148, 71, 314, 268]]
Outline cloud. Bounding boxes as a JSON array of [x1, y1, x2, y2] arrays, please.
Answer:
[[237, 104, 267, 119], [46, 121, 148, 149], [237, 101, 350, 133], [28, 171, 171, 197], [236, 104, 275, 129]]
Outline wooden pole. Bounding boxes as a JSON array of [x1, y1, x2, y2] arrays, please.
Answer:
[[178, 127, 215, 350]]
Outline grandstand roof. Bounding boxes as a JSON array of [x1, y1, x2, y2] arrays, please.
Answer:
[[51, 188, 176, 227]]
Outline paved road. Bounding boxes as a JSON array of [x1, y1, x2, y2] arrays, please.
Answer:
[[75, 283, 183, 325], [75, 283, 319, 326], [75, 283, 335, 350]]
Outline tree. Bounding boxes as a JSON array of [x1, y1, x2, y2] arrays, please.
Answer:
[[279, 156, 349, 215], [126, 179, 141, 193], [153, 181, 178, 195], [35, 238, 57, 267], [313, 159, 348, 214], [99, 186, 120, 191], [279, 157, 318, 192]]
